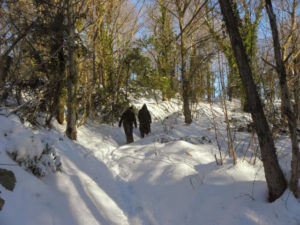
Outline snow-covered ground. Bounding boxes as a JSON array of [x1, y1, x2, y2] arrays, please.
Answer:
[[0, 97, 300, 225]]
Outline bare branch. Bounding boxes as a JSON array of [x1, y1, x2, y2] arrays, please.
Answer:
[[176, 0, 208, 40], [261, 57, 277, 71]]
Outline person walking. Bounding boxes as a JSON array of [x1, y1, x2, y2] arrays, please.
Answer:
[[138, 104, 152, 138], [119, 106, 137, 144]]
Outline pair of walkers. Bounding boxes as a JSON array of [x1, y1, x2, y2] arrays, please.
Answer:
[[118, 104, 152, 144]]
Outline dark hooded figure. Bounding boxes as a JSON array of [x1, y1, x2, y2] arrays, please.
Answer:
[[119, 106, 137, 144], [138, 104, 152, 138]]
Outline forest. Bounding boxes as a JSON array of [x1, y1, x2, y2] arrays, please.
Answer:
[[1, 0, 300, 224]]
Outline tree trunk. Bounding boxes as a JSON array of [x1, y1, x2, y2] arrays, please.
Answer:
[[56, 53, 66, 125], [265, 0, 300, 198], [54, 13, 66, 125], [0, 55, 12, 99], [178, 15, 192, 124], [219, 0, 287, 202], [66, 1, 78, 140], [206, 63, 212, 102]]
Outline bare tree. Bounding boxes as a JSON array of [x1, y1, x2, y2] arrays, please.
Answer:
[[174, 0, 193, 124], [218, 0, 287, 202], [265, 0, 300, 198], [172, 0, 208, 124]]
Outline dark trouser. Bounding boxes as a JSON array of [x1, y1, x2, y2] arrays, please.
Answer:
[[123, 121, 134, 144], [139, 123, 151, 138]]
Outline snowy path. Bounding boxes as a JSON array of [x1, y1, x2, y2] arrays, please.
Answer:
[[72, 120, 229, 224], [72, 122, 167, 225], [65, 119, 208, 225]]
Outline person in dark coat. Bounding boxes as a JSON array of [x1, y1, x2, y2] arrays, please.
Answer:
[[138, 104, 152, 138], [119, 106, 137, 144]]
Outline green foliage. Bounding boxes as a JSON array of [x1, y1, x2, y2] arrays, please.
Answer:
[[124, 43, 176, 99], [208, 0, 264, 102], [142, 0, 177, 100]]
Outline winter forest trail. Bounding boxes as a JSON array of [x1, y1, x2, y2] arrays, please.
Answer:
[[66, 119, 193, 225], [54, 110, 216, 225], [52, 117, 181, 225], [66, 116, 227, 224], [53, 99, 300, 225], [2, 99, 300, 225]]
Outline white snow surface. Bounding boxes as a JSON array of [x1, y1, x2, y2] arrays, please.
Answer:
[[0, 97, 300, 225]]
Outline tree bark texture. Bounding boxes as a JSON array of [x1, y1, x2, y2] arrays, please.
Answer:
[[66, 2, 78, 140], [219, 0, 287, 202]]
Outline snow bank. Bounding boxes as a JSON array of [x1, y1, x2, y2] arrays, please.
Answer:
[[0, 115, 61, 177]]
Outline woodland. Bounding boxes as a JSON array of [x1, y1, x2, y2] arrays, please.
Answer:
[[0, 0, 300, 207]]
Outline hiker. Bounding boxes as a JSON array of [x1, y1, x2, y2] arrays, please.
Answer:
[[138, 104, 152, 138], [119, 106, 137, 144]]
